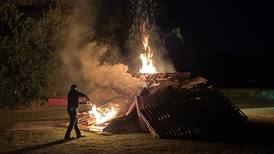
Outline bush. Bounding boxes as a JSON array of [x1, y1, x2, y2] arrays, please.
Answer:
[[0, 0, 66, 107]]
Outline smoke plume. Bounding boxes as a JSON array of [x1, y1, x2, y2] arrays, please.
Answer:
[[53, 0, 176, 106], [54, 0, 145, 105]]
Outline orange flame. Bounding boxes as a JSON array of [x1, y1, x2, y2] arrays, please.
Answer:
[[139, 33, 157, 74], [88, 104, 117, 125]]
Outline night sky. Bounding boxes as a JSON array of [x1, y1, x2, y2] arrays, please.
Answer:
[[155, 0, 274, 88]]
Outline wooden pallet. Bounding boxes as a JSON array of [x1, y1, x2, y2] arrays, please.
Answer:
[[136, 95, 203, 138], [135, 76, 247, 138]]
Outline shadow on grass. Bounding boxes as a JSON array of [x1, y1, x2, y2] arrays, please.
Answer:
[[7, 138, 75, 154]]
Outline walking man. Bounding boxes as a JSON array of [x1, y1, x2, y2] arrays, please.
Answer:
[[64, 84, 90, 140]]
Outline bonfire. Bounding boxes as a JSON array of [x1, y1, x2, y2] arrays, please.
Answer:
[[77, 23, 158, 132]]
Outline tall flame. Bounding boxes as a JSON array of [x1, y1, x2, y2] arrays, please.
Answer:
[[139, 34, 157, 74], [88, 104, 117, 125]]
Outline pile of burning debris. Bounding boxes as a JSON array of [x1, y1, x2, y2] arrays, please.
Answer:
[[75, 72, 247, 139], [72, 12, 247, 138]]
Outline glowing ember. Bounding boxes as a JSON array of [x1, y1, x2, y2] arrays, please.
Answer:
[[88, 104, 117, 125], [139, 34, 157, 74]]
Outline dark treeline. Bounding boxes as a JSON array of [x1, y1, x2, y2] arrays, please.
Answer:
[[0, 0, 67, 107]]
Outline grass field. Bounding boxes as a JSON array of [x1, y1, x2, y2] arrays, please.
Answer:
[[1, 89, 274, 154]]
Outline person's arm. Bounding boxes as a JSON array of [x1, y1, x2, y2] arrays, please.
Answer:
[[76, 90, 90, 101]]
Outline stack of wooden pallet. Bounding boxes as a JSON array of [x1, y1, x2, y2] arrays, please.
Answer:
[[104, 73, 247, 139], [74, 72, 247, 138]]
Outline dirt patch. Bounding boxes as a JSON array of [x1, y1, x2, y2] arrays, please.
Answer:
[[11, 120, 67, 131]]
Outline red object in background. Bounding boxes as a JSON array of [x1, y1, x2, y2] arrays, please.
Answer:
[[48, 98, 67, 106]]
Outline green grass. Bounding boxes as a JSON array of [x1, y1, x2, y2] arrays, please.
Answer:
[[0, 106, 67, 153], [1, 89, 274, 153]]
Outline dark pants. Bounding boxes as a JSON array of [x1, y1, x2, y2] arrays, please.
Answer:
[[65, 108, 81, 138]]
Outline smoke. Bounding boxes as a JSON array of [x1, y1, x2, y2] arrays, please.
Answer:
[[53, 0, 175, 105], [60, 42, 144, 103], [53, 0, 145, 104]]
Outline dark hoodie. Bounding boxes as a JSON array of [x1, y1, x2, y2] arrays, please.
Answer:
[[67, 88, 89, 109]]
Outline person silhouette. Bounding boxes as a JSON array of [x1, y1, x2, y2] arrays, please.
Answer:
[[64, 84, 89, 140]]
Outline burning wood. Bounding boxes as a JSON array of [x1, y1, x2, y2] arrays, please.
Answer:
[[77, 102, 121, 132], [88, 104, 118, 125]]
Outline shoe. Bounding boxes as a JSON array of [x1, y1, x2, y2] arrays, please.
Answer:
[[77, 135, 86, 139], [64, 136, 75, 140]]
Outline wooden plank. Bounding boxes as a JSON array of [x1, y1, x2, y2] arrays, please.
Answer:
[[138, 96, 166, 136], [138, 108, 160, 138], [126, 101, 136, 116]]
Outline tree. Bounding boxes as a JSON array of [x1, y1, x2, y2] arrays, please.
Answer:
[[0, 0, 66, 107]]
